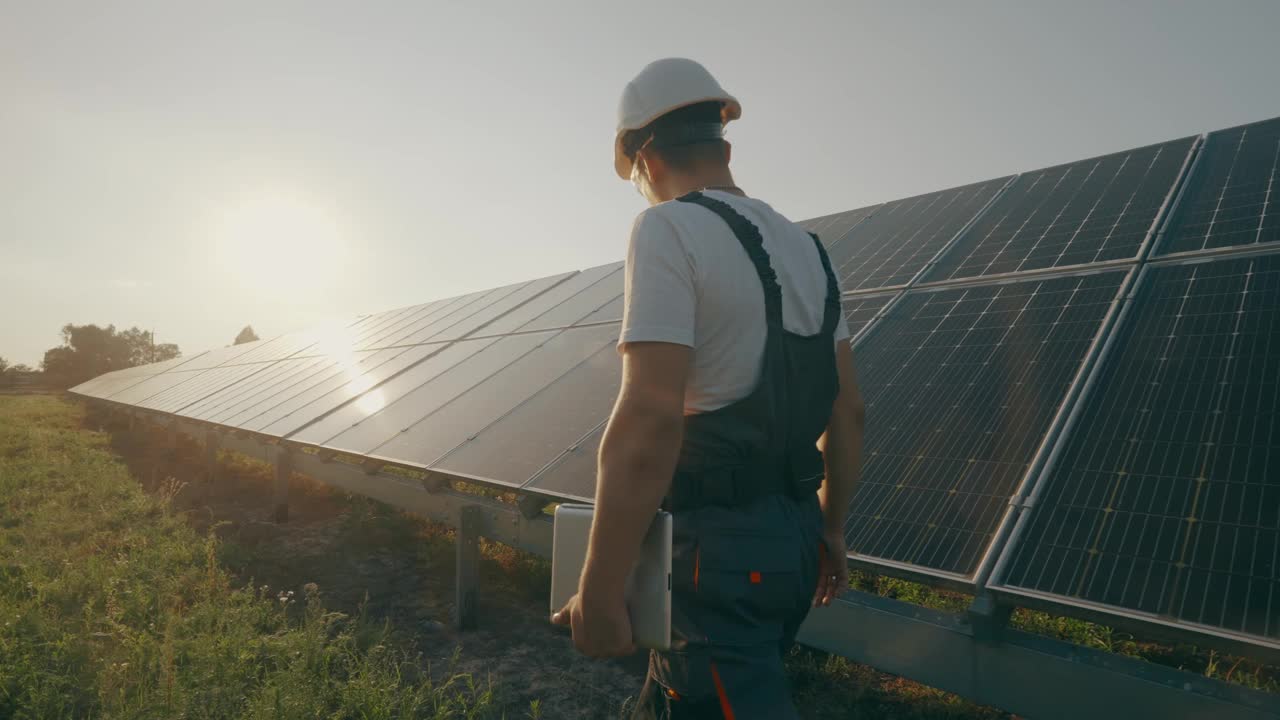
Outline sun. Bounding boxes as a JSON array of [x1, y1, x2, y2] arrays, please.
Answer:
[[210, 188, 348, 302]]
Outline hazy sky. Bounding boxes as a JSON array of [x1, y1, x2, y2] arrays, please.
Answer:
[[3, 1, 1278, 367]]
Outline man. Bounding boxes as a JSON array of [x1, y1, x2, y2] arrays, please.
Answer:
[[553, 58, 866, 719]]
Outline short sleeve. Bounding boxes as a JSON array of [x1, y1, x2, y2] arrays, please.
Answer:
[[619, 209, 696, 349]]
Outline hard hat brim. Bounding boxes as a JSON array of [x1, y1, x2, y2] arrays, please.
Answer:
[[614, 98, 741, 179]]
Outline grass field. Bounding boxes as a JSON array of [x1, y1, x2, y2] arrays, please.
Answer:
[[0, 395, 1273, 718]]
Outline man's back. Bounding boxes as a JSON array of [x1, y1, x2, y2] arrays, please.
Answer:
[[621, 189, 851, 413]]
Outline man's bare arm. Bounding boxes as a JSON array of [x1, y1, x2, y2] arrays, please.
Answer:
[[580, 341, 691, 599], [814, 340, 865, 604]]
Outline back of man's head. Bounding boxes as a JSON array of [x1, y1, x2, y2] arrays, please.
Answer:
[[622, 101, 730, 175]]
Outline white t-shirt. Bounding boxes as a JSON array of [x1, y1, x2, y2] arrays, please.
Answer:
[[620, 190, 850, 414]]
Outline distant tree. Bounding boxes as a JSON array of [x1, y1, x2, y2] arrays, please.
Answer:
[[9, 364, 32, 373], [0, 357, 8, 375], [234, 325, 260, 345], [40, 324, 180, 388]]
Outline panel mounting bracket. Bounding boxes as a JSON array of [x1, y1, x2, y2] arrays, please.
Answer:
[[517, 494, 550, 520]]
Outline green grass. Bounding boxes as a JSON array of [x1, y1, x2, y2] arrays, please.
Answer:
[[0, 395, 505, 719]]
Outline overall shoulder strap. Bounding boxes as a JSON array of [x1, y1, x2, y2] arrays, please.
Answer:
[[676, 191, 782, 327], [807, 232, 843, 337]]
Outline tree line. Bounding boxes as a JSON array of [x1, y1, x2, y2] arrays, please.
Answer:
[[2, 324, 260, 390]]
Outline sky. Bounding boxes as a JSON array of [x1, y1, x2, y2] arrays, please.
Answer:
[[2, 0, 1279, 367]]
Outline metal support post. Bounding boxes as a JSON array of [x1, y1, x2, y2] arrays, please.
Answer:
[[273, 448, 292, 523], [205, 432, 220, 485], [455, 505, 482, 631], [968, 594, 1012, 645]]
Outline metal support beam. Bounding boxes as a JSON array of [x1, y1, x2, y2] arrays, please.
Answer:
[[272, 448, 292, 523], [455, 505, 482, 631], [798, 591, 1279, 720]]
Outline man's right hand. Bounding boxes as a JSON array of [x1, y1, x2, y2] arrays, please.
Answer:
[[813, 529, 850, 607]]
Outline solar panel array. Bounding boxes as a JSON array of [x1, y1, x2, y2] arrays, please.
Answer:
[[73, 115, 1280, 655]]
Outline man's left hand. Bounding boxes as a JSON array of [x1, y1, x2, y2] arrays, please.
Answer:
[[551, 592, 636, 658]]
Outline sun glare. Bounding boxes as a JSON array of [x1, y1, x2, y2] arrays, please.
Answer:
[[211, 189, 348, 301]]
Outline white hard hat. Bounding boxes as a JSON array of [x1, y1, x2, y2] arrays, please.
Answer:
[[614, 58, 741, 179]]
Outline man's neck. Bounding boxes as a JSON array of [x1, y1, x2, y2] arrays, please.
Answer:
[[662, 169, 743, 200]]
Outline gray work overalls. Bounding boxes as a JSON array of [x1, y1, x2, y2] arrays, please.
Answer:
[[634, 191, 842, 720]]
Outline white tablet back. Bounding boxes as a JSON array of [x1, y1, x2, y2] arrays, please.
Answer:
[[551, 504, 671, 651]]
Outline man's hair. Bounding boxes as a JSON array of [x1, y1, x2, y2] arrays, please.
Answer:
[[621, 101, 729, 173]]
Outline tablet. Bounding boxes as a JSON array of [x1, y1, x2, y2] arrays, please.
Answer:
[[551, 504, 672, 651]]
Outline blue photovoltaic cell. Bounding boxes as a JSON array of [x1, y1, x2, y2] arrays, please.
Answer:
[[1158, 116, 1280, 256], [926, 138, 1194, 282], [846, 270, 1126, 577], [997, 254, 1280, 642]]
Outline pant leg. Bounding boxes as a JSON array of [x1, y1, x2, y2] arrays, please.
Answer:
[[643, 494, 822, 720]]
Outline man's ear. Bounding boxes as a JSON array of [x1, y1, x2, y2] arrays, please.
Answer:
[[640, 147, 666, 185]]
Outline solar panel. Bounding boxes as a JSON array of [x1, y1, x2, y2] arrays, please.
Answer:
[[416, 272, 576, 343], [363, 288, 496, 351], [73, 354, 202, 400], [222, 324, 337, 365], [381, 282, 537, 347], [829, 178, 1011, 292], [174, 340, 272, 371], [925, 137, 1195, 282], [841, 294, 896, 341], [433, 341, 619, 488], [143, 364, 268, 414], [992, 253, 1280, 646], [846, 269, 1128, 579], [481, 263, 622, 335], [220, 351, 388, 431], [289, 334, 532, 449], [370, 324, 620, 469], [73, 372, 138, 400], [1157, 116, 1280, 256], [575, 295, 624, 325], [260, 344, 445, 437], [107, 368, 214, 406], [189, 356, 334, 424], [349, 297, 463, 351], [798, 204, 881, 248], [525, 424, 604, 501]]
